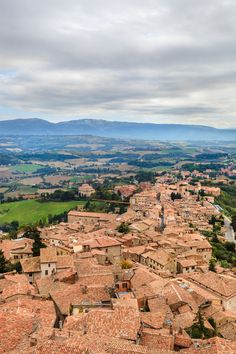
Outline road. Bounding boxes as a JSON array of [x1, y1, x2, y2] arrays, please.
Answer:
[[224, 216, 236, 243]]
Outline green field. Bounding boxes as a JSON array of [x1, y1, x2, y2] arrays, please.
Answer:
[[10, 163, 44, 173], [0, 200, 84, 226]]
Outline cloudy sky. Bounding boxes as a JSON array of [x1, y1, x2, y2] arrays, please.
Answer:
[[0, 0, 236, 127]]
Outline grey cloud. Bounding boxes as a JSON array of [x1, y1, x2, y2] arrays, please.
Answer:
[[0, 0, 236, 127]]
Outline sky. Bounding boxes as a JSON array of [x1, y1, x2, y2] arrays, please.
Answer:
[[0, 0, 236, 128]]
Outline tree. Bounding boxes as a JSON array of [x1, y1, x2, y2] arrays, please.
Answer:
[[171, 192, 175, 201], [220, 259, 229, 268], [209, 258, 216, 272], [0, 250, 7, 273], [7, 261, 22, 273], [135, 171, 155, 183], [38, 218, 46, 228], [117, 222, 130, 234], [22, 226, 46, 256], [14, 261, 22, 272], [209, 215, 217, 226], [232, 215, 236, 232], [212, 222, 221, 233], [212, 234, 219, 243], [199, 189, 205, 197], [120, 259, 133, 269], [0, 221, 19, 236], [171, 192, 182, 201], [225, 242, 235, 252], [208, 317, 216, 330], [187, 310, 215, 339]]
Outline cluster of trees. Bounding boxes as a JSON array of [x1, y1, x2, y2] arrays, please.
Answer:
[[203, 211, 236, 270], [0, 195, 25, 204], [211, 237, 236, 267], [196, 152, 228, 161], [0, 250, 22, 273], [232, 214, 236, 232], [84, 200, 126, 214], [48, 212, 68, 224], [117, 222, 130, 234], [208, 215, 224, 234], [74, 167, 121, 174], [0, 221, 19, 238], [182, 163, 225, 173], [135, 171, 156, 183], [128, 160, 173, 168], [35, 211, 68, 228], [33, 166, 56, 175], [92, 185, 121, 201], [215, 185, 236, 215], [84, 200, 108, 213], [19, 152, 79, 161], [0, 154, 20, 166], [187, 310, 217, 339], [170, 192, 182, 201], [40, 189, 77, 202]]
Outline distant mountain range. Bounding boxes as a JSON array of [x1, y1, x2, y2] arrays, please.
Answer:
[[0, 118, 235, 141]]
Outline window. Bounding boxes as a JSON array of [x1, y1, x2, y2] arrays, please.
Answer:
[[122, 283, 128, 289], [45, 270, 48, 276], [29, 273, 33, 277], [48, 263, 50, 267]]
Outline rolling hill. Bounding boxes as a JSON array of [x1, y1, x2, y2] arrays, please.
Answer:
[[0, 118, 235, 141]]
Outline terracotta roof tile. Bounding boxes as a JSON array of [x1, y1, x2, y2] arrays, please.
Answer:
[[1, 281, 36, 301], [140, 328, 174, 351], [56, 255, 74, 269], [187, 272, 236, 298], [0, 298, 56, 328], [141, 312, 166, 329], [64, 306, 141, 341], [21, 256, 41, 273], [50, 283, 110, 315], [0, 312, 35, 352], [40, 247, 57, 263]]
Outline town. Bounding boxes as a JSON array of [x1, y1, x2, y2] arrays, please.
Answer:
[[1, 0, 236, 352], [1, 173, 236, 353]]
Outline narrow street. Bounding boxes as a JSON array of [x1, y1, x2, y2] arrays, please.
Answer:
[[224, 216, 235, 243]]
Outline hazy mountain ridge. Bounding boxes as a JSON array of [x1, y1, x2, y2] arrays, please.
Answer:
[[0, 118, 235, 141]]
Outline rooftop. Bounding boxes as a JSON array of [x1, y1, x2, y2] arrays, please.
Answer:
[[40, 247, 57, 263]]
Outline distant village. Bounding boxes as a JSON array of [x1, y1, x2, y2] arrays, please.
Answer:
[[1, 173, 236, 353]]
